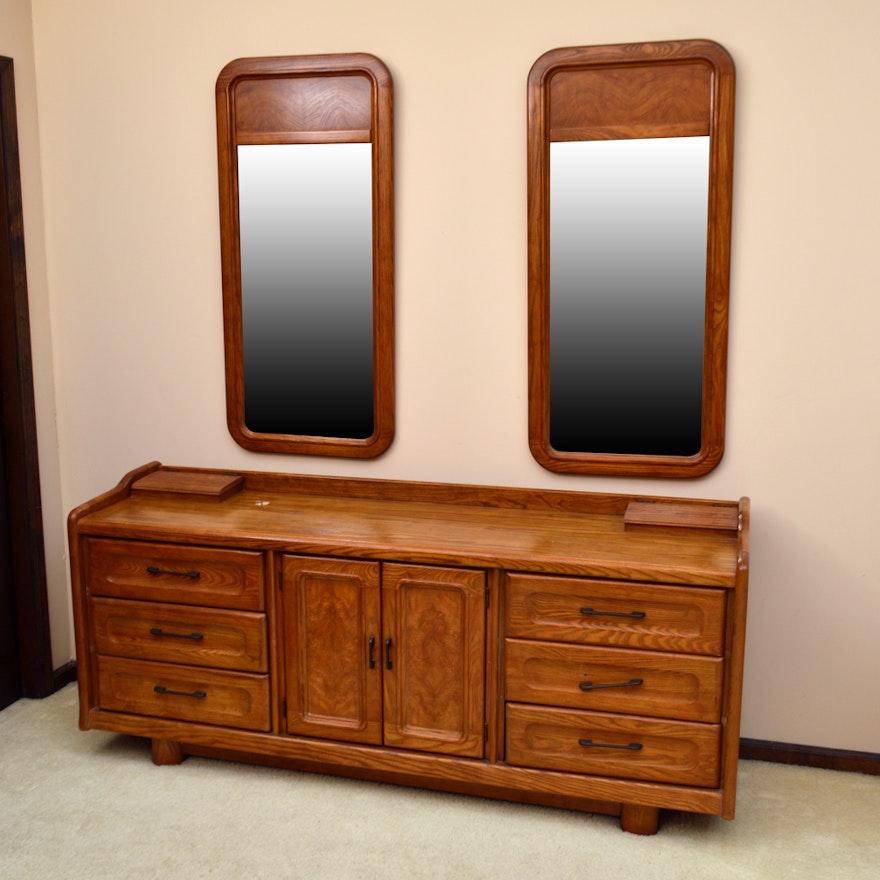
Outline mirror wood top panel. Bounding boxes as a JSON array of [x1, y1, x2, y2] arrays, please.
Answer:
[[528, 41, 735, 477], [217, 54, 394, 457]]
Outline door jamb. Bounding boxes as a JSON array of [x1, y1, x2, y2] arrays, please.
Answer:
[[0, 55, 55, 698]]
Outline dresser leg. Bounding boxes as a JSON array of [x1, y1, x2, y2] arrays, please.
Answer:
[[151, 738, 184, 766], [620, 804, 659, 835]]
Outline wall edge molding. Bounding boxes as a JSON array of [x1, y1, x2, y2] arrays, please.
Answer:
[[740, 737, 880, 776]]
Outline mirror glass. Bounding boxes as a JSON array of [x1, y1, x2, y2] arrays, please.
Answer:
[[238, 143, 374, 439], [549, 136, 709, 455]]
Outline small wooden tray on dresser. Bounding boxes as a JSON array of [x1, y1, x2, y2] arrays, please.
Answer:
[[624, 500, 740, 531], [131, 469, 244, 502]]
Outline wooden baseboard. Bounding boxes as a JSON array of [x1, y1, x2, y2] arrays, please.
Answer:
[[740, 738, 880, 776], [52, 661, 77, 692], [48, 663, 879, 778]]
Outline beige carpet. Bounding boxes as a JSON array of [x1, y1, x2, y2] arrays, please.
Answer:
[[1, 685, 877, 879]]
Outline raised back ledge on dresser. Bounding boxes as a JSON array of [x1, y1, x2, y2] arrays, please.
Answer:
[[68, 462, 750, 837]]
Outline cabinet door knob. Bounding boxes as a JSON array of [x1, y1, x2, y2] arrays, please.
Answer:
[[385, 637, 393, 670], [368, 636, 376, 669]]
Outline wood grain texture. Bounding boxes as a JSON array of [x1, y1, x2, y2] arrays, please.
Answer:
[[86, 537, 264, 610], [505, 703, 721, 787], [68, 461, 161, 727], [149, 463, 738, 515], [505, 638, 723, 722], [233, 74, 372, 140], [549, 62, 711, 141], [282, 555, 383, 744], [69, 464, 749, 835], [527, 40, 735, 476], [382, 564, 486, 757], [131, 470, 244, 501], [79, 486, 740, 587], [504, 574, 727, 654], [96, 656, 271, 731], [624, 500, 739, 531], [91, 597, 268, 672]]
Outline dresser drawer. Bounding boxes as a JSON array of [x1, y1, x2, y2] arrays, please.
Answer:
[[91, 597, 267, 672], [87, 538, 264, 610], [505, 573, 725, 655], [96, 656, 270, 731], [505, 639, 722, 723], [506, 703, 720, 787]]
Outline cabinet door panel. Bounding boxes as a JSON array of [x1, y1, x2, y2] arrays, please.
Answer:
[[283, 556, 382, 744], [382, 563, 486, 757]]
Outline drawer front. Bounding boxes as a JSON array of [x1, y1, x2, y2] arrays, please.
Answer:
[[505, 639, 722, 723], [87, 538, 264, 610], [91, 597, 267, 672], [96, 656, 270, 731], [506, 703, 720, 787], [505, 573, 725, 655]]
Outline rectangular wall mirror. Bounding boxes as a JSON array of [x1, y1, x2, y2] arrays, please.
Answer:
[[528, 41, 735, 477], [216, 54, 394, 457]]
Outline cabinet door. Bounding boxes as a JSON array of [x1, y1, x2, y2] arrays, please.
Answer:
[[382, 563, 486, 758], [282, 555, 382, 744]]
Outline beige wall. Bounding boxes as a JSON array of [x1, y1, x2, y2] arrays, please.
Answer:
[[16, 0, 880, 751]]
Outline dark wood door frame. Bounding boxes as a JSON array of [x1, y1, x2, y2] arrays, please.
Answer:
[[0, 55, 55, 699]]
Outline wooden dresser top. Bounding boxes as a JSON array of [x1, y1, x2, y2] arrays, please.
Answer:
[[73, 464, 747, 587]]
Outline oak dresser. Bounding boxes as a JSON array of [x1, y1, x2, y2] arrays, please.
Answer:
[[69, 462, 749, 835]]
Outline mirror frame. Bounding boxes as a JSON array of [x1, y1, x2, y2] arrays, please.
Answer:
[[527, 40, 735, 477], [216, 53, 394, 457]]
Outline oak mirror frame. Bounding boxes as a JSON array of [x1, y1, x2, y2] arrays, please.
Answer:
[[528, 40, 735, 477], [216, 54, 394, 457]]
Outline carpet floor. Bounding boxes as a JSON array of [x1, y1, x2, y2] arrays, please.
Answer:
[[1, 684, 877, 879]]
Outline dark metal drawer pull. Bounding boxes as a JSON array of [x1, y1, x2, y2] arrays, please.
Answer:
[[149, 627, 204, 641], [153, 685, 207, 699], [146, 565, 201, 579], [578, 738, 642, 751], [368, 636, 376, 669], [385, 637, 393, 670], [580, 607, 646, 619], [580, 677, 643, 691]]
